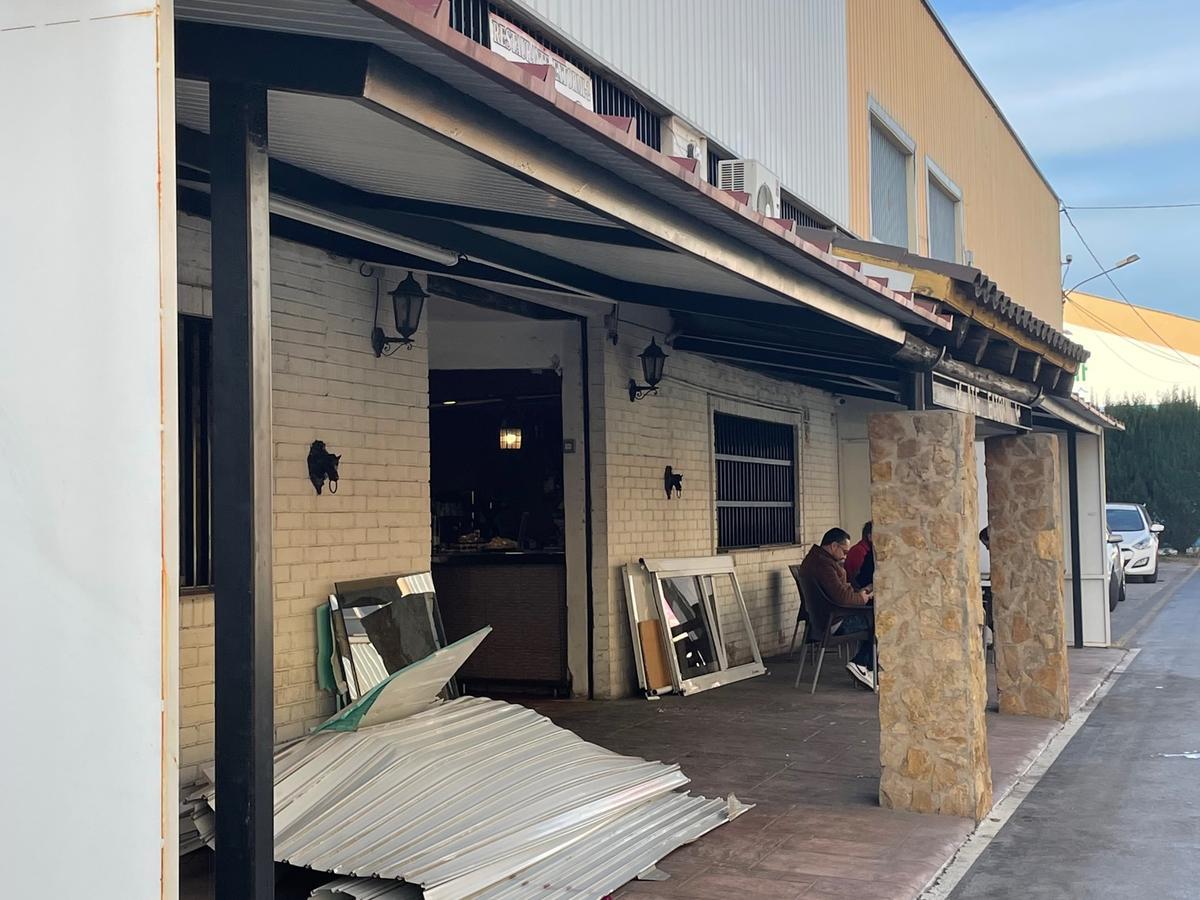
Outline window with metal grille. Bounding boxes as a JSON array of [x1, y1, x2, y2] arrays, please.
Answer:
[[928, 174, 959, 262], [451, 1, 661, 149], [870, 120, 911, 247], [715, 413, 797, 550], [450, 0, 492, 45], [780, 194, 834, 231], [179, 315, 212, 590], [707, 148, 722, 186]]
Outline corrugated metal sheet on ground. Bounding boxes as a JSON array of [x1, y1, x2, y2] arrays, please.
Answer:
[[193, 693, 744, 898], [189, 626, 746, 898], [311, 790, 743, 900]]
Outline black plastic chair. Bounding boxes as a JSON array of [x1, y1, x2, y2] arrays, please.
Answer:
[[788, 564, 839, 665], [792, 570, 877, 693]]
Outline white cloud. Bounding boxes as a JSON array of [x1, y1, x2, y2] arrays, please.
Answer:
[[944, 0, 1200, 157]]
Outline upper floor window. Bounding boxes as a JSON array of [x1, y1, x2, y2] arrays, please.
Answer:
[[927, 161, 963, 263], [869, 102, 915, 249]]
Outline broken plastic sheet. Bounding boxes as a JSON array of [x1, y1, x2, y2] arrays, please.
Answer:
[[313, 627, 490, 733]]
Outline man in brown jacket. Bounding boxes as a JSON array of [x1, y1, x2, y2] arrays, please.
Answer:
[[798, 527, 875, 689]]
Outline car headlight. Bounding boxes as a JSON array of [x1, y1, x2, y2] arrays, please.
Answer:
[[1133, 537, 1153, 550]]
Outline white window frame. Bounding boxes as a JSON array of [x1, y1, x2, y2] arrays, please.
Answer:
[[925, 157, 964, 264], [867, 96, 917, 250], [632, 555, 766, 695]]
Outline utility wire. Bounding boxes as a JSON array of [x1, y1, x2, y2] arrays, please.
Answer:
[[1065, 297, 1197, 370], [1060, 206, 1200, 372], [1063, 202, 1200, 211]]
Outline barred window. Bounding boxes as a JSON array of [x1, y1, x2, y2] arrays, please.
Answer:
[[179, 315, 212, 589], [715, 413, 797, 550], [781, 193, 835, 231]]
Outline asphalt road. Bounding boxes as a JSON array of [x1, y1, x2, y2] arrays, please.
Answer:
[[949, 558, 1200, 899]]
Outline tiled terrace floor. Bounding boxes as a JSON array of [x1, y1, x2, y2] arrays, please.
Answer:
[[180, 647, 1125, 899], [532, 647, 1127, 900]]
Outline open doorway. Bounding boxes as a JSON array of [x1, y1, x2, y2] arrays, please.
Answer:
[[427, 293, 589, 697]]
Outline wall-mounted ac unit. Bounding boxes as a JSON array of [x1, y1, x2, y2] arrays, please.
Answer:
[[717, 159, 782, 218], [662, 115, 708, 166]]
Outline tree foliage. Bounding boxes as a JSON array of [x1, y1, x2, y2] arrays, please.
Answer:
[[1106, 390, 1200, 550]]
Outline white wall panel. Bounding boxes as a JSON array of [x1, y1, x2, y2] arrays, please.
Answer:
[[0, 2, 176, 895], [511, 0, 851, 227]]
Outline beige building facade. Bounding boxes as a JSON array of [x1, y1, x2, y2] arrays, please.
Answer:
[[847, 0, 1064, 326]]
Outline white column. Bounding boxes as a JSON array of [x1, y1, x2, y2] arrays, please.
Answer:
[[0, 2, 177, 896], [1063, 430, 1111, 647]]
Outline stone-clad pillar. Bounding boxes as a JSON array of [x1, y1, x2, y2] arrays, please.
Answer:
[[985, 433, 1070, 721], [870, 411, 992, 822]]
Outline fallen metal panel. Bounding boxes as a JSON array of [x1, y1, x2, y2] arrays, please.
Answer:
[[314, 792, 749, 900], [193, 693, 743, 898], [311, 878, 422, 899]]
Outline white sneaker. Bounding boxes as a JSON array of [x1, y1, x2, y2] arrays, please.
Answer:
[[847, 662, 875, 691]]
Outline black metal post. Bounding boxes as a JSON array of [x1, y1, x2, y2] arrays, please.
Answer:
[[579, 317, 595, 700], [210, 81, 275, 900], [1067, 430, 1085, 649]]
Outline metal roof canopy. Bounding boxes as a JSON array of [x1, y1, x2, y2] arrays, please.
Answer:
[[171, 11, 953, 344]]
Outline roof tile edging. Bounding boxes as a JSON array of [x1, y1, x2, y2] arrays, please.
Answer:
[[350, 0, 952, 332]]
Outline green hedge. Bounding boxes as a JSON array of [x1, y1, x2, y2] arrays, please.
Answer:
[[1106, 391, 1200, 550]]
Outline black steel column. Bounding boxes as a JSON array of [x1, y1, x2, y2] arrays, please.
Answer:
[[1067, 430, 1085, 649], [210, 81, 274, 899]]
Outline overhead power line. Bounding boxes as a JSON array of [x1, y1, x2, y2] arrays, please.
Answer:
[[1060, 207, 1200, 373], [1063, 202, 1200, 211], [1064, 297, 1197, 371]]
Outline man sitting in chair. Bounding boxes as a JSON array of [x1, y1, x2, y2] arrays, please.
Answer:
[[799, 527, 876, 690]]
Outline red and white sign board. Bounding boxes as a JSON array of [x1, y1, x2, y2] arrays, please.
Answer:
[[488, 14, 595, 111]]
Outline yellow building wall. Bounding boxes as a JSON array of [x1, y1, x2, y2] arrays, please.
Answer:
[[847, 0, 1063, 326]]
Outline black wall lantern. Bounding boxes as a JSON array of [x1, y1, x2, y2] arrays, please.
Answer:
[[628, 337, 668, 401], [371, 270, 427, 357]]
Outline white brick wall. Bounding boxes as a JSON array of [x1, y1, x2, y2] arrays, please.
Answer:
[[589, 317, 842, 698], [177, 214, 430, 783], [175, 215, 847, 770]]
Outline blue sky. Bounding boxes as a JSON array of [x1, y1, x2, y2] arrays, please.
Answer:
[[931, 0, 1200, 318]]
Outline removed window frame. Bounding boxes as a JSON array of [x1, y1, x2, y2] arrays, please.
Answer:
[[640, 556, 766, 695]]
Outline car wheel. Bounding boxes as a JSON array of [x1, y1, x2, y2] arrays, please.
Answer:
[[1118, 584, 1127, 602], [1109, 584, 1119, 611], [1146, 567, 1158, 584]]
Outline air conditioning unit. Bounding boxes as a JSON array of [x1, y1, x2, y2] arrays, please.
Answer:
[[662, 115, 708, 165], [717, 159, 781, 218]]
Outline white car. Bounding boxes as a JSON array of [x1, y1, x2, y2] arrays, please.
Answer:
[[1105, 502, 1165, 584], [1106, 528, 1126, 611]]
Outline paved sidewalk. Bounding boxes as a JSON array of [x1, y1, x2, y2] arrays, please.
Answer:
[[533, 647, 1126, 900], [179, 648, 1125, 899]]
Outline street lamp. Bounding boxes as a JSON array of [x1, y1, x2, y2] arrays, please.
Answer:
[[1063, 254, 1139, 296]]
